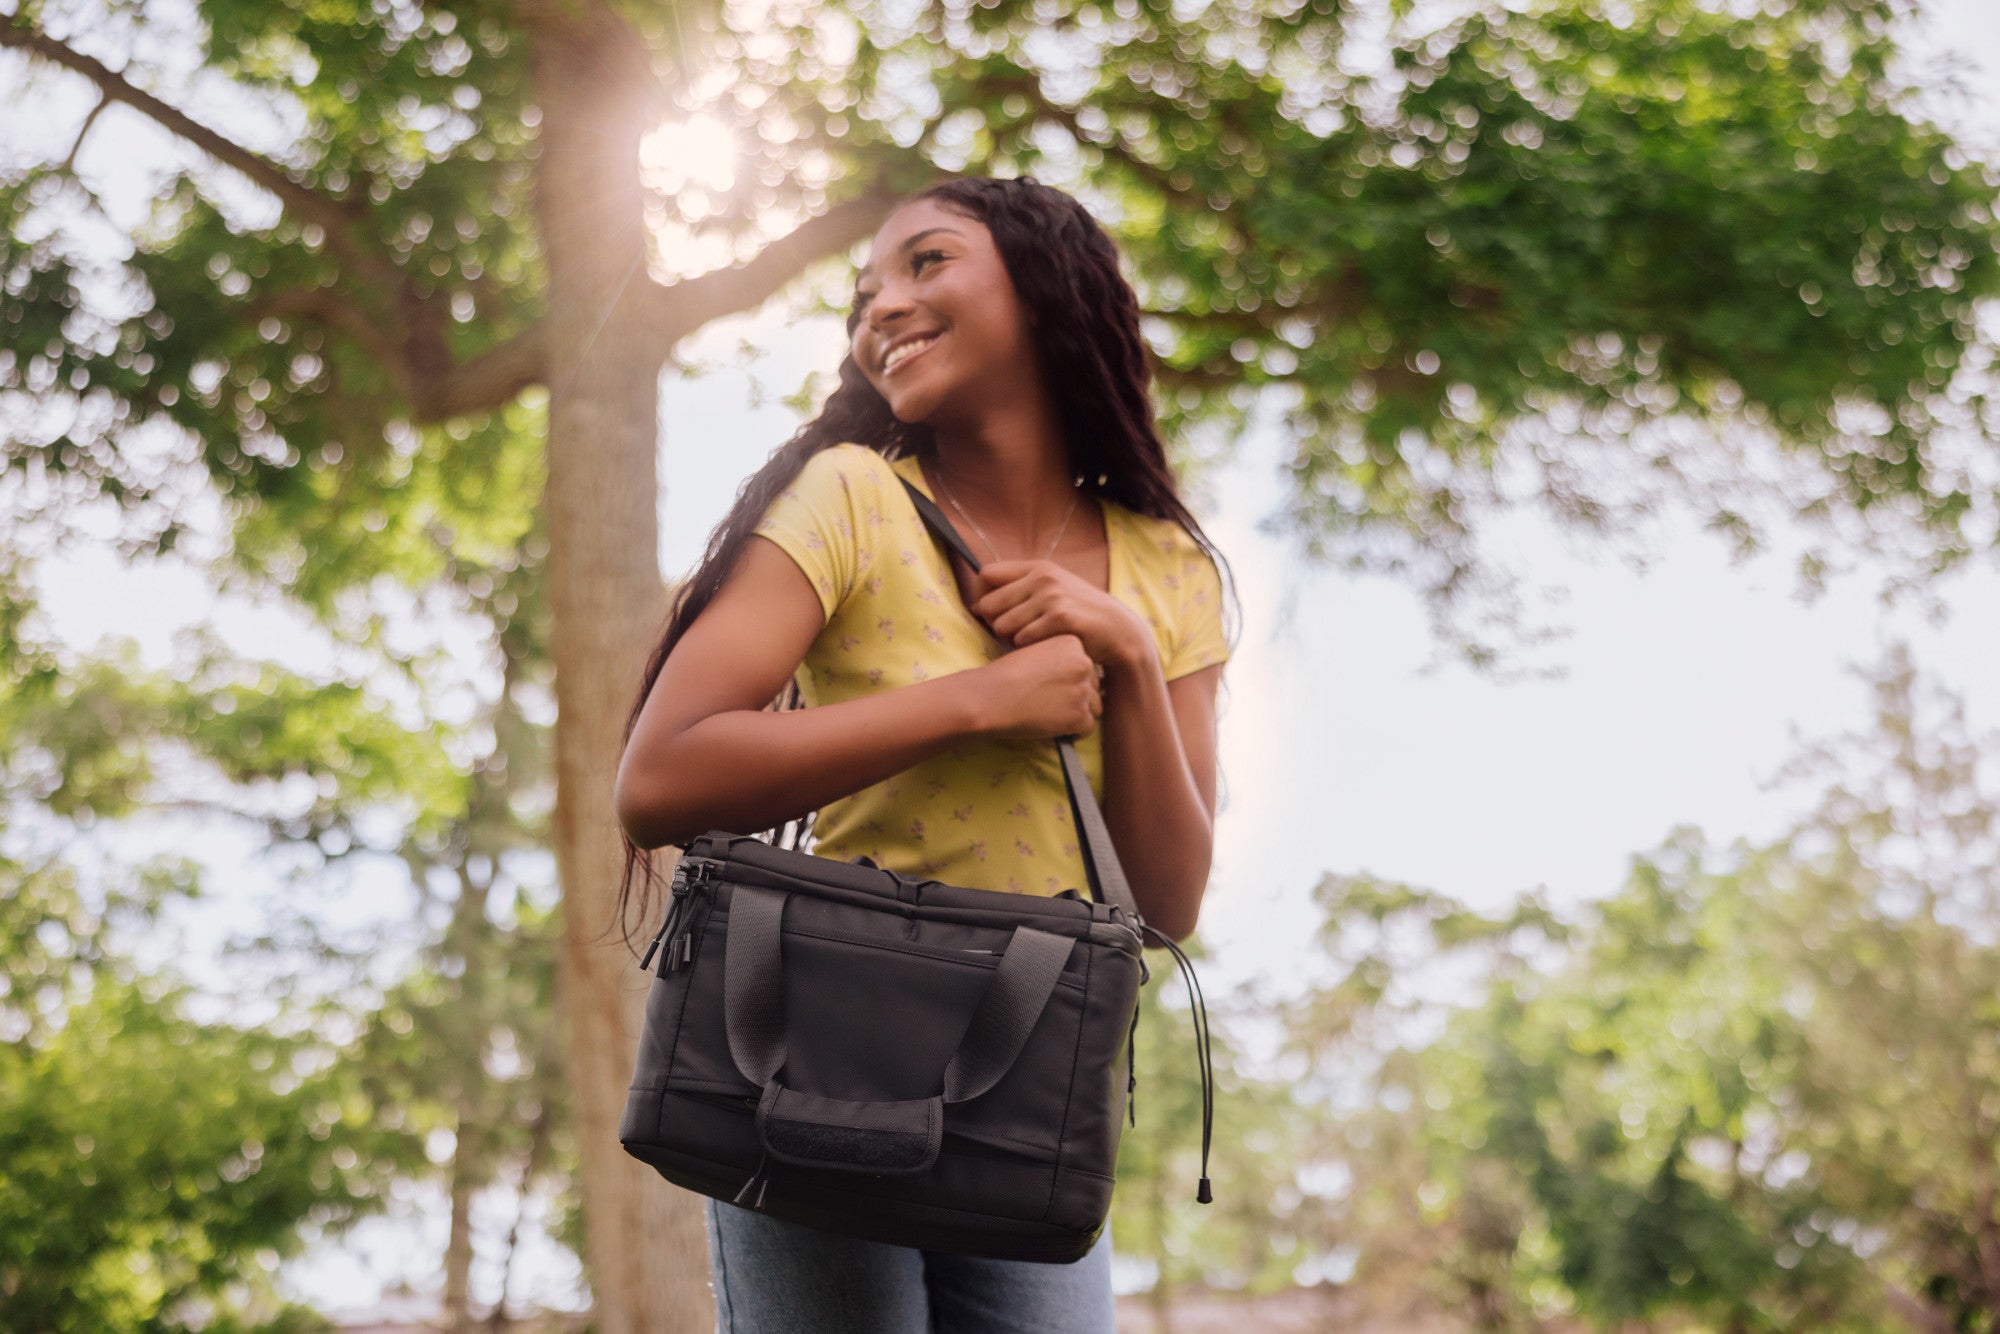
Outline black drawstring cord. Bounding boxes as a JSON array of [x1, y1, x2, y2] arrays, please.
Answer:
[[1141, 924, 1214, 1204], [639, 893, 685, 974], [733, 1148, 771, 1210]]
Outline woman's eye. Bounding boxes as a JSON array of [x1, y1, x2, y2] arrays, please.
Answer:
[[850, 251, 948, 315]]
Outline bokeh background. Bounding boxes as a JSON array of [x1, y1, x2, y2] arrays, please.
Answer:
[[4, 0, 1999, 1329]]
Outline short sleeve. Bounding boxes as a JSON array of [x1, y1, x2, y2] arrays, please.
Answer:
[[1162, 541, 1229, 681], [751, 446, 867, 622]]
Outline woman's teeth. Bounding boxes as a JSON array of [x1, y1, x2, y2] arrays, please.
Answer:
[[883, 334, 940, 373]]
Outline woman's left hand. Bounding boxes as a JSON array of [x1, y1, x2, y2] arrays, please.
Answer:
[[969, 560, 1156, 678]]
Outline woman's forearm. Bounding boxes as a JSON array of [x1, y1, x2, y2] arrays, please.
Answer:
[[617, 673, 986, 850], [1098, 644, 1213, 941]]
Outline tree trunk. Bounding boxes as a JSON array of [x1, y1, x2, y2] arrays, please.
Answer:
[[533, 28, 711, 1334], [444, 1136, 476, 1334]]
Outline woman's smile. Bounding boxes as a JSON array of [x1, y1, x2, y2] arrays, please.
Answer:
[[883, 331, 943, 376]]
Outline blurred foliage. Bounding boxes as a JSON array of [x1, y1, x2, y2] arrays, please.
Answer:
[[1288, 644, 2000, 1330], [0, 520, 573, 1325], [1, 0, 1994, 664], [1113, 938, 1315, 1321], [0, 845, 401, 1333]]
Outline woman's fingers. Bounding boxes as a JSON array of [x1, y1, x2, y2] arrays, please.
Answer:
[[974, 558, 1046, 588], [1000, 608, 1064, 644], [968, 564, 1045, 621]]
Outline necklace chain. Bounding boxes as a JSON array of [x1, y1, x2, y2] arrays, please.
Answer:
[[931, 459, 1082, 565]]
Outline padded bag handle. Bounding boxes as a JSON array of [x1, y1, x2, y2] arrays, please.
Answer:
[[724, 884, 1075, 1174], [894, 473, 1139, 919]]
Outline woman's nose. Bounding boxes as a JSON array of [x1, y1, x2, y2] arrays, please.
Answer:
[[869, 288, 917, 329]]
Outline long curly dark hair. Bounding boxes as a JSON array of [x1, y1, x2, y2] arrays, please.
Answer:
[[611, 174, 1239, 945]]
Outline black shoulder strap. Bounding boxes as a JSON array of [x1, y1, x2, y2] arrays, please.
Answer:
[[894, 471, 1139, 918]]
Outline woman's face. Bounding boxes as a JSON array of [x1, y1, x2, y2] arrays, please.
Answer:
[[849, 198, 1038, 427]]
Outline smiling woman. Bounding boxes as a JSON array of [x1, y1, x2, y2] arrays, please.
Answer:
[[610, 175, 1239, 1333]]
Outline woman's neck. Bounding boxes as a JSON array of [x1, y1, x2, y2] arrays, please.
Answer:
[[928, 404, 1076, 533]]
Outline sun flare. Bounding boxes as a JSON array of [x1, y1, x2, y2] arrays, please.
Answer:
[[641, 113, 742, 278]]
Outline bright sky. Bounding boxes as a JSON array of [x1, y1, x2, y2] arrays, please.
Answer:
[[10, 0, 2000, 1318]]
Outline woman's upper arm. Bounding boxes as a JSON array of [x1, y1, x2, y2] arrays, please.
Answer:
[[615, 536, 827, 826], [1166, 661, 1223, 821]]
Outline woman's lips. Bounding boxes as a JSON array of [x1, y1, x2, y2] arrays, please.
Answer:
[[883, 332, 943, 377]]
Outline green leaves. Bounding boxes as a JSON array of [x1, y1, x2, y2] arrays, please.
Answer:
[[7, 0, 1995, 676], [0, 851, 409, 1334], [1297, 646, 2000, 1328]]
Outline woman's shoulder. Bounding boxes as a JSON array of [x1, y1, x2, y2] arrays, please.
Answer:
[[788, 441, 894, 491], [1114, 505, 1215, 580], [1111, 504, 1229, 676], [763, 445, 908, 527]]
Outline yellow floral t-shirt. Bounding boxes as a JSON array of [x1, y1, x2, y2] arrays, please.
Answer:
[[751, 443, 1229, 899]]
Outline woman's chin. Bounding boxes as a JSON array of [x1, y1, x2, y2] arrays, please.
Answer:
[[885, 388, 947, 425]]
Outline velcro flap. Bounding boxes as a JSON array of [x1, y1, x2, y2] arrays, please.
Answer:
[[755, 1082, 943, 1176]]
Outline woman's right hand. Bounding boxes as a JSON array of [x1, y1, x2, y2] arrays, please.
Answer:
[[968, 634, 1103, 740]]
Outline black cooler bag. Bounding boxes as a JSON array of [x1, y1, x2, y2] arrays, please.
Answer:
[[618, 831, 1148, 1262]]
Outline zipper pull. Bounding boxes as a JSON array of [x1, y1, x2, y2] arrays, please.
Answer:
[[662, 860, 714, 972], [642, 861, 707, 974], [639, 930, 668, 974], [639, 890, 682, 973]]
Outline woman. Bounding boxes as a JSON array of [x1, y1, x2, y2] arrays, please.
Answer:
[[613, 175, 1235, 1333]]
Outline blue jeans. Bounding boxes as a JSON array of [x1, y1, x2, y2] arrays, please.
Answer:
[[704, 1197, 1116, 1333]]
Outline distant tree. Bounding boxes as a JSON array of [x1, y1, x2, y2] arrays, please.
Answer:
[[1296, 645, 2000, 1331], [0, 846, 406, 1332], [6, 0, 1994, 1326], [0, 530, 569, 1325]]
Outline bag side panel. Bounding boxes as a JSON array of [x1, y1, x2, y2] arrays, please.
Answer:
[[619, 895, 718, 1144], [1044, 942, 1143, 1231]]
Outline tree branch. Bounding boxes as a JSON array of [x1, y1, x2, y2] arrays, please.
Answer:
[[60, 94, 109, 173], [7, 14, 586, 422], [212, 278, 548, 420], [0, 13, 378, 265], [247, 288, 409, 385], [420, 325, 546, 422], [2, 15, 552, 422], [642, 187, 905, 349]]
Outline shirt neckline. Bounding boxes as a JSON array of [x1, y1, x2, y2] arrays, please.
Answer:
[[886, 452, 1123, 608]]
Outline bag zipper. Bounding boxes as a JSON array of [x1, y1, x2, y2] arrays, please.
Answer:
[[640, 858, 716, 975]]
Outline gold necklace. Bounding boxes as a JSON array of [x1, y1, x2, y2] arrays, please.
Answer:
[[931, 459, 1082, 564]]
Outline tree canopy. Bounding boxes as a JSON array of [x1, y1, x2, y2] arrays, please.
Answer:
[[4, 0, 1994, 658], [1292, 646, 2000, 1331]]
